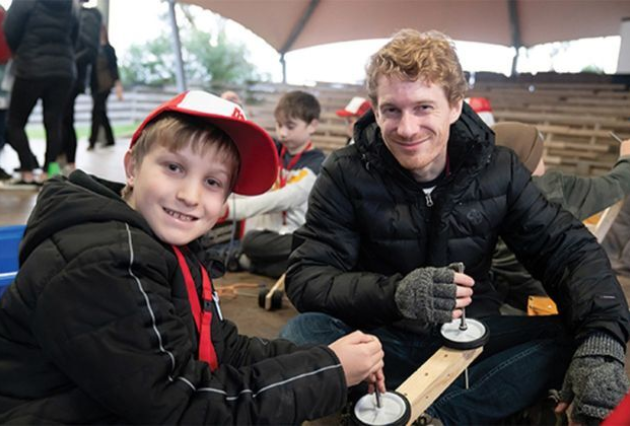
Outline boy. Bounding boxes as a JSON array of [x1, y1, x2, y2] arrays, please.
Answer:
[[221, 90, 325, 278], [0, 91, 385, 424]]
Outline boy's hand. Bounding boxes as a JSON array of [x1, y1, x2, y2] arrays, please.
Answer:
[[367, 368, 386, 395], [329, 331, 384, 388], [619, 138, 630, 158]]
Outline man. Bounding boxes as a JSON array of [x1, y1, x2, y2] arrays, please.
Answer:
[[281, 29, 630, 425]]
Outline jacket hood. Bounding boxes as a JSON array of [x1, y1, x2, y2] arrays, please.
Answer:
[[353, 102, 495, 182], [40, 0, 75, 13], [19, 171, 153, 265]]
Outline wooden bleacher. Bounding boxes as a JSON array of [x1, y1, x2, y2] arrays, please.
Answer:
[[468, 75, 630, 177]]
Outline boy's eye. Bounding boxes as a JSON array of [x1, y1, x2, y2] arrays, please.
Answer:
[[166, 163, 183, 173], [205, 178, 223, 188]]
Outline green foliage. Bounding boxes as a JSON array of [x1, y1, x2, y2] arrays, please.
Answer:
[[581, 64, 604, 74], [119, 6, 263, 88], [119, 37, 175, 87]]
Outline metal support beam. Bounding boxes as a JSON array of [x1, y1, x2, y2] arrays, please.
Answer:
[[96, 0, 109, 25], [279, 0, 320, 55], [167, 0, 187, 92], [507, 0, 523, 76], [280, 54, 287, 84]]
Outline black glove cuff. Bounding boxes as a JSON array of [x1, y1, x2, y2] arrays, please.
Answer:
[[575, 332, 626, 364]]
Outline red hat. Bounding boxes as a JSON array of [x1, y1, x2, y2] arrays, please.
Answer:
[[466, 97, 493, 113], [130, 91, 278, 196], [336, 96, 371, 118]]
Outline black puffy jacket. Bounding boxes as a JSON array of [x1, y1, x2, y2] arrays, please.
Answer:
[[286, 104, 630, 345], [4, 0, 79, 80], [0, 171, 345, 424]]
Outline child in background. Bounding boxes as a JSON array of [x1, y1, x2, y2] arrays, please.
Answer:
[[0, 91, 385, 424], [336, 96, 371, 144], [221, 90, 325, 278]]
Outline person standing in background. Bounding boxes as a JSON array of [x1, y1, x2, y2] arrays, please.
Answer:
[[3, 0, 79, 187], [0, 5, 12, 181], [61, 0, 101, 172], [88, 24, 122, 150]]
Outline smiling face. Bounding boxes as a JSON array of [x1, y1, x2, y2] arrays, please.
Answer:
[[374, 75, 462, 182], [124, 142, 235, 246]]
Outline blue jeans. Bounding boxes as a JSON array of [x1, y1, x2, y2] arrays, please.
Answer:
[[280, 313, 574, 425]]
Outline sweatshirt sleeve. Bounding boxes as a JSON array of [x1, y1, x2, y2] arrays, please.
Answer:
[[226, 168, 317, 221], [536, 157, 630, 221], [32, 232, 346, 425]]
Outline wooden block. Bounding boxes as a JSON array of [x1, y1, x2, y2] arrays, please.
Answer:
[[264, 273, 285, 310], [396, 346, 483, 425]]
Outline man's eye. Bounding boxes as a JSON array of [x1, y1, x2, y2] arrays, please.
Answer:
[[383, 107, 398, 116]]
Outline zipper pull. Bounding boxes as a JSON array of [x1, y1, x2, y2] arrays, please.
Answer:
[[425, 192, 434, 207], [213, 291, 224, 321]]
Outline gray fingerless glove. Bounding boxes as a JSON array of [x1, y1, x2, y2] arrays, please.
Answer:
[[559, 332, 629, 425], [394, 266, 457, 324]]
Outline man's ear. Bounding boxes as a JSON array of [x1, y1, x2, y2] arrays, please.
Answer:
[[307, 118, 319, 134], [123, 150, 137, 187], [449, 99, 464, 124]]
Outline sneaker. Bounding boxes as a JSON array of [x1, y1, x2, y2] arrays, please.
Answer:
[[0, 178, 41, 190], [47, 162, 62, 178], [0, 167, 11, 181]]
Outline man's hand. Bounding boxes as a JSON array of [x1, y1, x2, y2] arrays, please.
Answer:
[[555, 332, 629, 425], [619, 138, 630, 158], [394, 265, 474, 324], [329, 331, 385, 389]]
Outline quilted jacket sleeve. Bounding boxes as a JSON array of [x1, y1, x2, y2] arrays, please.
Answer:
[[500, 156, 630, 344], [286, 153, 403, 328]]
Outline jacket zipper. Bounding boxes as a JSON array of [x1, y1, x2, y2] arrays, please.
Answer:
[[423, 187, 435, 207]]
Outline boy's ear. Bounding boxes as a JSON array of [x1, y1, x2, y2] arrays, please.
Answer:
[[307, 118, 319, 134], [123, 150, 137, 187]]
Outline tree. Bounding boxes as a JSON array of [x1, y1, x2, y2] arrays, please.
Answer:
[[119, 5, 265, 88]]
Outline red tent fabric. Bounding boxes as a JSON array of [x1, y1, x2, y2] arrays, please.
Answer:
[[603, 392, 630, 425], [0, 7, 12, 64]]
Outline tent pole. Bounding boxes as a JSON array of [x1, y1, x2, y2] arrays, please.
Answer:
[[96, 0, 109, 25], [507, 0, 522, 76], [167, 0, 187, 92], [280, 53, 286, 84]]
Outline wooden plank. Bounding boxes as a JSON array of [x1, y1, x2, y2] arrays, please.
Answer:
[[590, 200, 625, 243], [396, 346, 483, 425]]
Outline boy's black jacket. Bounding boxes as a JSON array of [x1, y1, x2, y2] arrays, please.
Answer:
[[0, 171, 346, 424]]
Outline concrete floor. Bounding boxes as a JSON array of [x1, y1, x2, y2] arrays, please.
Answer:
[[2, 136, 630, 388]]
